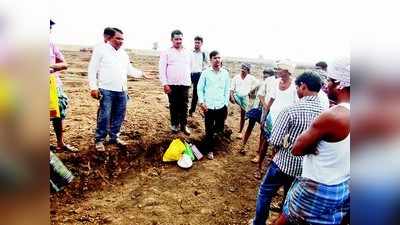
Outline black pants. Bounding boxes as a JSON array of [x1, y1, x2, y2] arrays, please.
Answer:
[[203, 106, 228, 154], [167, 85, 190, 128], [189, 72, 202, 114]]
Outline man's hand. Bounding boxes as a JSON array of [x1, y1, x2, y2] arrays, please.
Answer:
[[90, 89, 100, 100], [229, 94, 236, 104], [200, 103, 208, 113], [263, 103, 270, 113], [163, 85, 171, 94]]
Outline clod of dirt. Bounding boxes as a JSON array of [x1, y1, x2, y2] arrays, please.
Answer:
[[142, 197, 160, 207]]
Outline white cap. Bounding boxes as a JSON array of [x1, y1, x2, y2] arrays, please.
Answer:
[[328, 58, 350, 88], [277, 59, 296, 75]]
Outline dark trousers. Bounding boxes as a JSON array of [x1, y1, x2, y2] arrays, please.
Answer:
[[203, 105, 228, 154], [167, 85, 190, 128], [252, 162, 295, 225], [189, 72, 201, 114], [95, 89, 127, 143]]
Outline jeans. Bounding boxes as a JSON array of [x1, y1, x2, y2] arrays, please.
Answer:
[[189, 72, 201, 114], [253, 162, 295, 225], [95, 88, 127, 143], [167, 85, 190, 128], [203, 105, 228, 154]]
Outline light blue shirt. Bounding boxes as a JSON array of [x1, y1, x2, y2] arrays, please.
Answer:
[[197, 67, 230, 110]]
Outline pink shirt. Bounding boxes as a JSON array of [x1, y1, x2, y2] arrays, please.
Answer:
[[49, 41, 65, 86], [159, 47, 191, 86]]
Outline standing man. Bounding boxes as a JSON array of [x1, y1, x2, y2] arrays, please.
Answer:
[[248, 68, 277, 163], [88, 28, 145, 152], [250, 71, 324, 225], [315, 61, 331, 109], [159, 30, 192, 135], [189, 36, 208, 117], [230, 63, 259, 137], [256, 60, 298, 178], [273, 59, 350, 225], [49, 19, 78, 152], [197, 51, 230, 160]]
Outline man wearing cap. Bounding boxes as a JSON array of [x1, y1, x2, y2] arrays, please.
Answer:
[[250, 71, 325, 225], [230, 63, 259, 137], [49, 20, 79, 152], [256, 60, 298, 178], [273, 59, 350, 225]]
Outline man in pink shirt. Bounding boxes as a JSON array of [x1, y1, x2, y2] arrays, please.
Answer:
[[159, 30, 192, 135], [49, 19, 78, 152]]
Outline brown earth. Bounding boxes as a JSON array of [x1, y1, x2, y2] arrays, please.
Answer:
[[50, 50, 284, 225]]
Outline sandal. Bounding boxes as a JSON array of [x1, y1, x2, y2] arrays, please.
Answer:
[[251, 155, 260, 163], [56, 144, 79, 152], [254, 170, 262, 179]]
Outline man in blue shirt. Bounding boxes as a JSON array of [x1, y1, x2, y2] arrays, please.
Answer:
[[197, 50, 230, 160]]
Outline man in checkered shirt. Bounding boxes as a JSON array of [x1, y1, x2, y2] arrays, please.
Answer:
[[250, 71, 325, 225]]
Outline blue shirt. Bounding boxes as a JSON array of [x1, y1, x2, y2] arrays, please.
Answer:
[[197, 67, 230, 110]]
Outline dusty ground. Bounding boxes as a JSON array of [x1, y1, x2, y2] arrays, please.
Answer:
[[50, 50, 284, 225]]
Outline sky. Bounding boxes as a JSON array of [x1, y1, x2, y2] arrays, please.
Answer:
[[50, 0, 350, 63]]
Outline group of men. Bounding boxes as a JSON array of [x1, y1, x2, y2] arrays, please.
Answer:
[[50, 21, 350, 225]]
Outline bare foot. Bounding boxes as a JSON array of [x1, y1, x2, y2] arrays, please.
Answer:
[[254, 170, 262, 179], [251, 155, 260, 163]]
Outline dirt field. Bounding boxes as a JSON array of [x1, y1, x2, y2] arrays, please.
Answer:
[[50, 49, 284, 225]]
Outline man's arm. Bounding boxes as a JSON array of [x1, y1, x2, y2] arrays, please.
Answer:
[[88, 47, 102, 98], [127, 62, 144, 78], [50, 47, 68, 72], [158, 51, 171, 94], [225, 73, 231, 106], [197, 71, 207, 111], [264, 97, 275, 112], [229, 76, 236, 103], [292, 112, 329, 156], [269, 109, 291, 147]]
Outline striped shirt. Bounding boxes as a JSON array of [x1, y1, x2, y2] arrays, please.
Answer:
[[270, 95, 324, 177]]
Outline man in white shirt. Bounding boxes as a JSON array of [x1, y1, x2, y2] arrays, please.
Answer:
[[189, 36, 208, 117], [159, 30, 192, 135], [230, 63, 259, 135], [88, 28, 145, 152]]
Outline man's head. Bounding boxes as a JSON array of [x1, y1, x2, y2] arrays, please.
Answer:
[[103, 27, 115, 43], [194, 36, 203, 51], [277, 59, 296, 79], [295, 71, 322, 98], [241, 63, 251, 76], [108, 27, 124, 50], [315, 61, 328, 71], [326, 58, 350, 102], [209, 50, 221, 70], [263, 68, 275, 79], [171, 29, 183, 49]]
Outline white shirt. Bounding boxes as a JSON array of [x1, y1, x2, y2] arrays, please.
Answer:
[[88, 43, 143, 91], [230, 74, 259, 97], [257, 76, 278, 101], [191, 50, 207, 73], [269, 78, 298, 124], [302, 103, 350, 185]]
